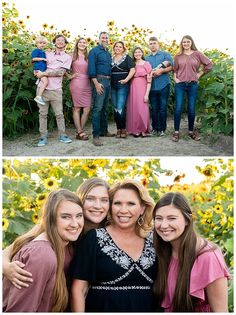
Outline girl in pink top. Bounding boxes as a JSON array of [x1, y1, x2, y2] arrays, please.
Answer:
[[153, 192, 230, 312], [172, 35, 212, 142], [69, 38, 92, 141], [3, 189, 84, 312]]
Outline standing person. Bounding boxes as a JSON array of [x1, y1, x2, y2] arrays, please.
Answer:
[[146, 36, 173, 136], [172, 35, 213, 142], [2, 189, 84, 312], [88, 32, 114, 147], [2, 177, 110, 289], [35, 34, 72, 147], [71, 179, 157, 312], [126, 47, 152, 137], [31, 36, 48, 106], [69, 38, 92, 141], [153, 192, 230, 312], [111, 41, 135, 138]]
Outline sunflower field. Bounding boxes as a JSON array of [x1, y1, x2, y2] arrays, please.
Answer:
[[2, 158, 234, 310], [2, 2, 234, 139]]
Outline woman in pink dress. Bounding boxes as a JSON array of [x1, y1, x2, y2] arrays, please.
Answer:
[[126, 47, 152, 137], [69, 38, 92, 140], [153, 192, 230, 312]]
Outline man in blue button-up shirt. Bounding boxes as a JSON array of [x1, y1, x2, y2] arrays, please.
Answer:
[[146, 37, 173, 136], [88, 32, 113, 146]]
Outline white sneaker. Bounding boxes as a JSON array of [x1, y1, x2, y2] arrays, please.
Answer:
[[160, 131, 165, 137], [34, 96, 46, 106]]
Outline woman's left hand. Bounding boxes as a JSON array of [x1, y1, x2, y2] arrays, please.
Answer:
[[144, 95, 149, 103], [118, 79, 127, 84]]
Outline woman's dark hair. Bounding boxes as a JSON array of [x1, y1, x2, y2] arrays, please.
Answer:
[[153, 192, 208, 311]]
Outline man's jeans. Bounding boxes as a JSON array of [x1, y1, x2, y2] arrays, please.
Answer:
[[149, 84, 170, 132], [111, 84, 129, 130], [174, 81, 198, 132], [92, 78, 111, 138]]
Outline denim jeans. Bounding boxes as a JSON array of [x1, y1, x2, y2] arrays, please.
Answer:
[[149, 84, 170, 132], [174, 82, 198, 132], [111, 84, 129, 130], [92, 78, 111, 138]]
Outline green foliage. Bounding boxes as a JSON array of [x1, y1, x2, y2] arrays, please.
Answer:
[[2, 3, 233, 138]]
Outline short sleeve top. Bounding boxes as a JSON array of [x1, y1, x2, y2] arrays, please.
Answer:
[[111, 55, 135, 88], [31, 48, 47, 71], [162, 245, 230, 312], [3, 240, 57, 312]]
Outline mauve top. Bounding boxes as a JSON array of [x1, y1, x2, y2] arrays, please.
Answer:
[[162, 245, 230, 312], [3, 240, 57, 312], [173, 51, 212, 82]]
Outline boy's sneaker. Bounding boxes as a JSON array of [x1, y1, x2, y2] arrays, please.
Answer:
[[59, 135, 72, 143], [160, 131, 165, 137], [151, 130, 158, 136], [37, 137, 47, 147], [34, 96, 46, 106]]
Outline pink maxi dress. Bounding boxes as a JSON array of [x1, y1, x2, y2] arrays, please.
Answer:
[[126, 61, 152, 134], [69, 56, 92, 108]]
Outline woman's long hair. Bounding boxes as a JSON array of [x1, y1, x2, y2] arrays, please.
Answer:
[[153, 192, 208, 311], [177, 35, 198, 55], [10, 189, 83, 312], [109, 179, 155, 238], [72, 37, 88, 61]]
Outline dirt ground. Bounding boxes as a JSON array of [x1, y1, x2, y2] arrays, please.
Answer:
[[3, 118, 233, 157]]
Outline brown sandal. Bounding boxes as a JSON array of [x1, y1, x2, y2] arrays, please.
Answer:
[[120, 129, 127, 138], [172, 132, 179, 142], [116, 129, 121, 138], [188, 131, 201, 141], [76, 130, 89, 140]]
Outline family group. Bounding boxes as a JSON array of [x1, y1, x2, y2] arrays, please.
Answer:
[[32, 31, 212, 147], [3, 178, 229, 312]]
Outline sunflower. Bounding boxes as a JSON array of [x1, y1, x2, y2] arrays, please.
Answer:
[[32, 214, 39, 224], [42, 23, 48, 29], [2, 218, 9, 231], [44, 177, 58, 190], [37, 193, 47, 203]]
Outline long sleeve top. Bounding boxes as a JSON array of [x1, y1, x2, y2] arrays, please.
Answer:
[[88, 45, 112, 78], [3, 240, 57, 312], [173, 51, 212, 82]]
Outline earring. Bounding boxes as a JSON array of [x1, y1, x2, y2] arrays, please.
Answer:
[[137, 215, 144, 226]]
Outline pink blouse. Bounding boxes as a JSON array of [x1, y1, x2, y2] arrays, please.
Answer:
[[162, 246, 230, 312], [174, 51, 212, 82]]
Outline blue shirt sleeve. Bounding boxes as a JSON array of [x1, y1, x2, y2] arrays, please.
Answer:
[[88, 48, 97, 78], [164, 51, 174, 66]]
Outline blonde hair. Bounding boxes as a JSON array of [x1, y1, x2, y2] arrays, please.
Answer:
[[35, 36, 48, 44], [109, 179, 155, 237], [10, 189, 83, 312]]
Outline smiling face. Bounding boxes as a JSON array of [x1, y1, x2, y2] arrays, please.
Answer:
[[182, 37, 192, 51], [56, 200, 84, 245], [113, 42, 125, 55], [111, 188, 145, 230], [54, 36, 67, 50], [77, 38, 87, 51], [133, 48, 143, 61], [83, 185, 109, 225], [99, 33, 109, 48], [154, 205, 187, 244]]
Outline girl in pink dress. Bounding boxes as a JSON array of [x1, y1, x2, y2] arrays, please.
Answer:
[[153, 192, 230, 312], [126, 47, 152, 137], [69, 38, 92, 140]]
